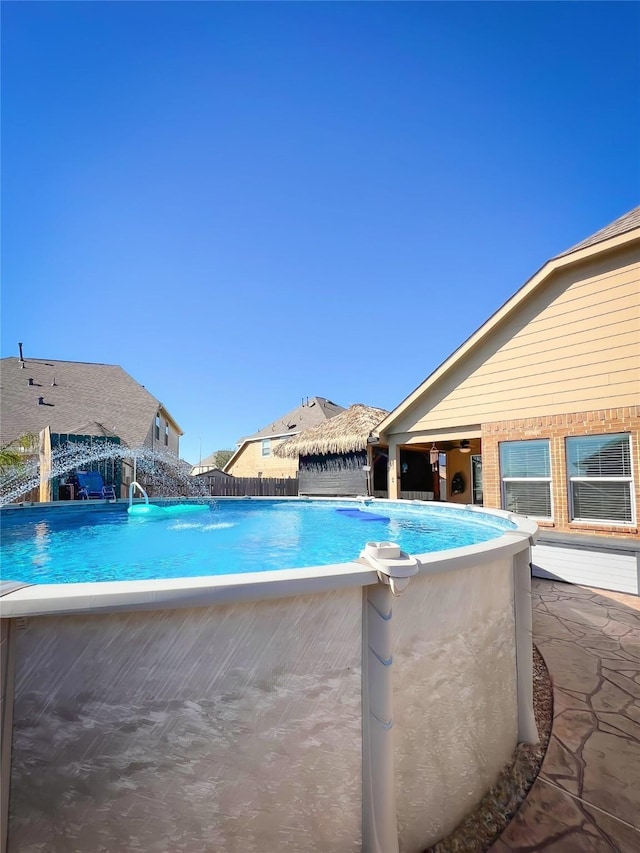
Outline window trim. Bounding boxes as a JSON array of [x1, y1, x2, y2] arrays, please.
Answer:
[[261, 438, 271, 458], [566, 433, 635, 525]]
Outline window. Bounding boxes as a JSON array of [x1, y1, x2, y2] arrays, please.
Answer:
[[566, 434, 633, 523], [261, 439, 271, 457], [500, 440, 552, 519], [155, 415, 160, 441], [164, 424, 169, 446]]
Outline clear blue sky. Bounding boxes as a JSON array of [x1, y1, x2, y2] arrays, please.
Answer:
[[2, 1, 638, 464]]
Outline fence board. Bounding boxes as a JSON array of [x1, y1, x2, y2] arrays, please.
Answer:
[[206, 478, 298, 497]]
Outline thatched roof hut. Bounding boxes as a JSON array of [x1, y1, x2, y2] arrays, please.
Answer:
[[274, 404, 388, 459]]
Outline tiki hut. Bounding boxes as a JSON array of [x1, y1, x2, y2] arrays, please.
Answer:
[[275, 404, 389, 496]]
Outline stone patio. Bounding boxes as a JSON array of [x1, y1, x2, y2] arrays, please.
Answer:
[[490, 579, 640, 852]]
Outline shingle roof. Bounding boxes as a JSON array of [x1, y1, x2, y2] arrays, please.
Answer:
[[555, 205, 640, 258], [242, 396, 345, 441], [0, 357, 182, 448]]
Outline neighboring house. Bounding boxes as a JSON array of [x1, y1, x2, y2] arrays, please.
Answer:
[[1, 352, 184, 496], [191, 450, 233, 476], [275, 404, 389, 496], [193, 467, 232, 495], [376, 206, 640, 593], [224, 397, 345, 479], [191, 451, 221, 476]]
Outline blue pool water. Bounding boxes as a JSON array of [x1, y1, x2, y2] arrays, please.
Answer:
[[0, 500, 516, 585]]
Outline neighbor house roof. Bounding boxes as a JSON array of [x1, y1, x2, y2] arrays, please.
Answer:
[[194, 451, 220, 468], [377, 204, 640, 437], [275, 404, 389, 458], [244, 397, 345, 441], [223, 396, 345, 471], [0, 356, 183, 448]]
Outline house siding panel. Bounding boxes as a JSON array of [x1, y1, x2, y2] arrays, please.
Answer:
[[531, 545, 639, 595], [226, 439, 298, 479], [394, 247, 639, 435]]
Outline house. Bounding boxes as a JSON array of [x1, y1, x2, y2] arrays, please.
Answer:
[[0, 350, 184, 497], [376, 206, 640, 593], [224, 397, 345, 479], [193, 467, 232, 495], [191, 451, 221, 476], [275, 404, 389, 496]]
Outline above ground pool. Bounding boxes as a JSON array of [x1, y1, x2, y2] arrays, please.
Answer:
[[0, 498, 517, 585], [1, 496, 538, 853]]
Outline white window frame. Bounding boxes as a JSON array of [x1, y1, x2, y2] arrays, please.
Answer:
[[261, 439, 271, 457], [500, 439, 553, 520], [566, 433, 635, 525]]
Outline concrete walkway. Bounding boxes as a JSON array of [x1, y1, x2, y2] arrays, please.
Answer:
[[490, 579, 640, 852]]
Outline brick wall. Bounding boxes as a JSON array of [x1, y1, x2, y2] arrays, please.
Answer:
[[481, 406, 639, 538]]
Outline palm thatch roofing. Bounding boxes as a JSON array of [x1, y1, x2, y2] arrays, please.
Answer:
[[274, 404, 389, 459]]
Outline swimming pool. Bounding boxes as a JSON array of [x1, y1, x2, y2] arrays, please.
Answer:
[[1, 499, 516, 585], [0, 498, 538, 853]]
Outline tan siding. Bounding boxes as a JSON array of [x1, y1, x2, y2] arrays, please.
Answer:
[[395, 248, 640, 434], [226, 438, 299, 479]]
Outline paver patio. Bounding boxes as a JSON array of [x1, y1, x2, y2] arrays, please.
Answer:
[[490, 578, 640, 852]]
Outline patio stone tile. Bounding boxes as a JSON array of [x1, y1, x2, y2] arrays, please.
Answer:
[[595, 711, 640, 740], [536, 640, 600, 694], [590, 591, 640, 610], [618, 635, 640, 657], [574, 637, 631, 653], [491, 778, 629, 852], [551, 709, 598, 754], [626, 702, 640, 725], [590, 677, 636, 714], [581, 731, 640, 829], [552, 687, 591, 714], [539, 735, 582, 797], [601, 668, 640, 699], [492, 580, 640, 853], [533, 611, 586, 642], [542, 600, 611, 630], [594, 657, 640, 673], [582, 806, 640, 853]]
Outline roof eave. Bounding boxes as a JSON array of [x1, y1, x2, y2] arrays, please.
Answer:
[[377, 225, 640, 437]]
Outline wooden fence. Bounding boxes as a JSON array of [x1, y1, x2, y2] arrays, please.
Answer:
[[206, 477, 299, 497]]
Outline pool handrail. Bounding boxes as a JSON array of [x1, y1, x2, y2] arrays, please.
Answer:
[[128, 481, 150, 507]]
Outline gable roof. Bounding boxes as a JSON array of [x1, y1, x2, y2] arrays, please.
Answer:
[[223, 396, 345, 471], [275, 404, 389, 458], [378, 204, 640, 437], [0, 356, 183, 448], [241, 397, 345, 441], [555, 205, 640, 258]]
